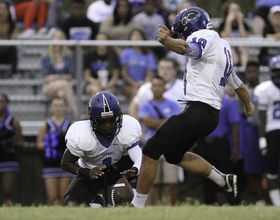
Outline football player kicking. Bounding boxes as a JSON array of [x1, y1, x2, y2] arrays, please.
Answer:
[[61, 91, 142, 207], [131, 6, 255, 208]]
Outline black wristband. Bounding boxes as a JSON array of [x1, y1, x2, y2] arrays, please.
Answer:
[[130, 167, 138, 175], [76, 167, 90, 177]]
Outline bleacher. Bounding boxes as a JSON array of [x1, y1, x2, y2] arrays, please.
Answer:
[[0, 37, 279, 138]]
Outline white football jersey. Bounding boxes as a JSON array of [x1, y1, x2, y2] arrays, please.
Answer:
[[254, 80, 280, 132], [65, 115, 142, 169], [133, 79, 185, 112], [184, 30, 242, 110]]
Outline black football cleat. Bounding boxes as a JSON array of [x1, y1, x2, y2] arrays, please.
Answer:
[[222, 174, 238, 198]]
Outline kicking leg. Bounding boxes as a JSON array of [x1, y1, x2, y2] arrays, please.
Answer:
[[177, 152, 238, 198], [131, 154, 158, 208]]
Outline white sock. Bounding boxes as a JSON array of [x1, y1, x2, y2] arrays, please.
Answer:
[[207, 166, 225, 187], [269, 189, 280, 206], [131, 191, 148, 208]]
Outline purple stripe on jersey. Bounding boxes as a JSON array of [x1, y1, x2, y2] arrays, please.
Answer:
[[231, 70, 242, 87], [0, 161, 19, 173], [186, 42, 202, 59], [126, 141, 140, 152]]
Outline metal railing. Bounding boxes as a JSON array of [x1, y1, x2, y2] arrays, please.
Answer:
[[1, 38, 280, 119]]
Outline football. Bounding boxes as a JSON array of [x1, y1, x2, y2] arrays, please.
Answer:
[[111, 177, 134, 207]]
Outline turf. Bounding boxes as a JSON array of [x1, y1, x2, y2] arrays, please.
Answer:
[[1, 205, 280, 220]]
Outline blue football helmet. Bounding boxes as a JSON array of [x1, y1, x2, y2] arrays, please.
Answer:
[[171, 7, 212, 39], [88, 91, 123, 139], [269, 55, 280, 89]]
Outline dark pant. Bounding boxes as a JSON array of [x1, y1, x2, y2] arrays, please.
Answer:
[[143, 101, 220, 164], [63, 155, 134, 206]]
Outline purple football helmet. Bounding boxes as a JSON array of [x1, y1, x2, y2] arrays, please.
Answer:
[[88, 91, 123, 138], [171, 7, 212, 39], [269, 55, 280, 88]]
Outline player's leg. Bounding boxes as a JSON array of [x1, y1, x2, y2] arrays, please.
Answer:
[[58, 177, 72, 206], [265, 130, 280, 206], [131, 154, 159, 208], [177, 152, 238, 198], [44, 177, 59, 206], [146, 157, 162, 206], [0, 172, 16, 206], [63, 176, 104, 206]]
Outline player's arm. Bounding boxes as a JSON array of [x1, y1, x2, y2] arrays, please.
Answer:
[[61, 149, 106, 179], [234, 83, 255, 116], [13, 118, 23, 149], [36, 122, 47, 151], [121, 146, 142, 179], [258, 110, 267, 156], [157, 24, 189, 55], [128, 98, 139, 119]]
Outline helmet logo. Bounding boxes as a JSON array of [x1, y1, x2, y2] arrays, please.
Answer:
[[181, 11, 200, 25], [101, 93, 113, 117]]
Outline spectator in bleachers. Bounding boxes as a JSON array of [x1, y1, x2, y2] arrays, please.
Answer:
[[0, 93, 23, 206], [11, 0, 47, 38], [218, 0, 250, 68], [238, 61, 267, 206], [61, 0, 98, 40], [84, 32, 120, 97], [128, 57, 184, 119], [86, 0, 116, 30], [252, 0, 279, 36], [128, 0, 145, 15], [0, 1, 18, 78], [134, 0, 166, 59], [98, 0, 142, 41], [134, 0, 164, 41], [120, 28, 156, 100], [155, 0, 185, 28], [41, 29, 78, 119], [44, 0, 69, 35], [36, 97, 73, 206], [258, 5, 280, 66]]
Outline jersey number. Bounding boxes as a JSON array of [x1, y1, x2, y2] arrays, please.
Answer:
[[220, 47, 233, 87], [273, 101, 280, 119], [192, 37, 207, 48]]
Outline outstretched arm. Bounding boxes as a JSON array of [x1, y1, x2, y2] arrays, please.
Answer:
[[157, 24, 189, 55], [234, 83, 255, 116]]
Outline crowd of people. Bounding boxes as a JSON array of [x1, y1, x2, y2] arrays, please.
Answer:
[[0, 0, 280, 208]]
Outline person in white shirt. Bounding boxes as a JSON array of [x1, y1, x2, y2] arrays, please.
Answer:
[[87, 0, 115, 25], [129, 57, 184, 119], [61, 91, 142, 207], [131, 6, 255, 208], [254, 55, 280, 206]]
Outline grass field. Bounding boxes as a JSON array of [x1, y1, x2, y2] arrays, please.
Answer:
[[1, 205, 280, 220]]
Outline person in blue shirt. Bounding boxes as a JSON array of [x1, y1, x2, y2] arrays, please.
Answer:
[[138, 75, 180, 205], [238, 61, 267, 206], [120, 28, 156, 100], [193, 95, 240, 205]]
